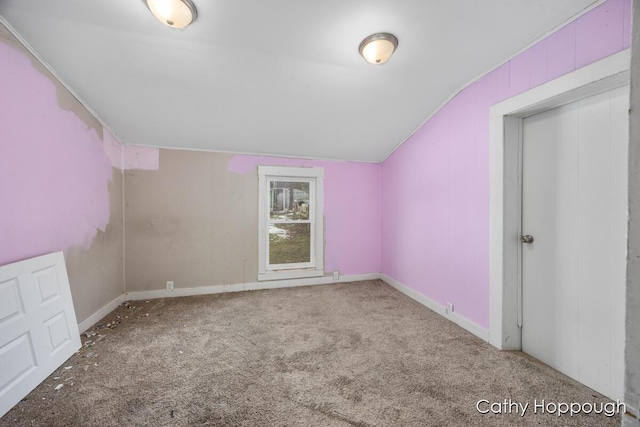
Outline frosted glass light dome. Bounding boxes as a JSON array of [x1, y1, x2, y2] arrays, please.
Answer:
[[359, 33, 398, 65], [145, 0, 197, 29]]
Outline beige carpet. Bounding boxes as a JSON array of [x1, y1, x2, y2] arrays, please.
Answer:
[[0, 280, 621, 426]]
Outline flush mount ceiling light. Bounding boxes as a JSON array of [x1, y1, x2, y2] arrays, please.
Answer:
[[145, 0, 197, 29], [359, 33, 398, 65]]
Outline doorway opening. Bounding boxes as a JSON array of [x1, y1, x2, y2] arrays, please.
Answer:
[[488, 50, 630, 400]]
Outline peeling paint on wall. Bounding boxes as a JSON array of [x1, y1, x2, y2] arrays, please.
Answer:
[[103, 128, 124, 170], [0, 24, 103, 136], [123, 146, 159, 171], [227, 155, 319, 175], [126, 150, 380, 292], [228, 154, 381, 276], [0, 23, 125, 323], [103, 130, 160, 171], [0, 34, 113, 265]]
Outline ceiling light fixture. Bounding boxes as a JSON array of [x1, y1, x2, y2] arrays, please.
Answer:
[[359, 33, 398, 65], [145, 0, 197, 29]]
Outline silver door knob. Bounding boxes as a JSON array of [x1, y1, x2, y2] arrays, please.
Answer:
[[521, 235, 534, 244]]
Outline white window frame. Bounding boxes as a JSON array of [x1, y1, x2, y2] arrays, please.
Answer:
[[258, 166, 324, 281]]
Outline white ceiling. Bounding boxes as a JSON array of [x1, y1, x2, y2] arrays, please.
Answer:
[[0, 0, 601, 162]]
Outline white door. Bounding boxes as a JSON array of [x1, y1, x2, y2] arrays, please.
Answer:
[[0, 252, 81, 417], [521, 86, 628, 401]]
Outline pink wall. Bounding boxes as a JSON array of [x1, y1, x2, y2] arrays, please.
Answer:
[[0, 24, 380, 278], [380, 0, 632, 329], [228, 156, 381, 275], [1, 0, 630, 320], [0, 39, 114, 266]]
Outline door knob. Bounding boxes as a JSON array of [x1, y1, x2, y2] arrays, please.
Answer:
[[521, 235, 534, 244]]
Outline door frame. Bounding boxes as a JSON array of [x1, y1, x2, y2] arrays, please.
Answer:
[[488, 49, 630, 350]]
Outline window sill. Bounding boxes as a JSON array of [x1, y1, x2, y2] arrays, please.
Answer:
[[258, 269, 324, 282]]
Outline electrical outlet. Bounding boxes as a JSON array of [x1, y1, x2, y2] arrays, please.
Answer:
[[446, 302, 454, 315], [332, 270, 340, 281], [166, 281, 174, 291]]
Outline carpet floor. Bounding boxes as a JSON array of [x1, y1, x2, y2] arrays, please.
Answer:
[[0, 280, 621, 426]]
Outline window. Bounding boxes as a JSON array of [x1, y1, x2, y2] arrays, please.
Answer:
[[258, 166, 324, 281]]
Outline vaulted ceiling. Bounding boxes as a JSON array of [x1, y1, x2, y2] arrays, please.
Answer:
[[0, 0, 601, 162]]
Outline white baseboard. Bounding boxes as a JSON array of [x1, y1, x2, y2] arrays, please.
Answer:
[[379, 274, 489, 342], [77, 293, 127, 333], [622, 413, 638, 426], [125, 273, 381, 301], [77, 273, 489, 344], [622, 404, 638, 426]]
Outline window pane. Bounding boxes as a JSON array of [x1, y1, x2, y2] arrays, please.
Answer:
[[269, 181, 310, 220], [269, 223, 311, 264]]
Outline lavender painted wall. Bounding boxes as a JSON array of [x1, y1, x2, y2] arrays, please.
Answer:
[[0, 27, 124, 322], [381, 0, 632, 330], [228, 155, 381, 276], [1, 0, 630, 324], [0, 40, 113, 265]]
